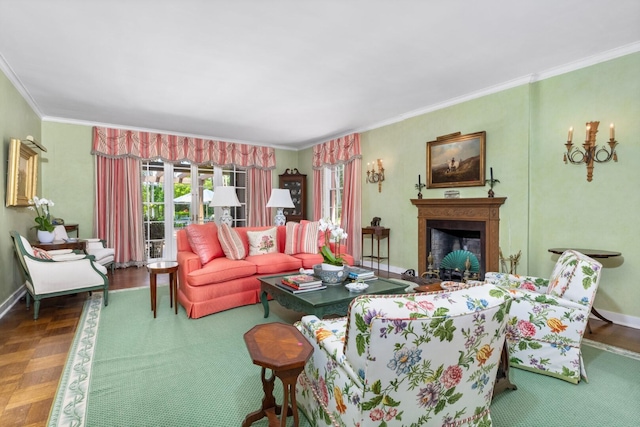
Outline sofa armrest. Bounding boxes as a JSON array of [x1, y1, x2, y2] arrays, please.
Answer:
[[485, 271, 550, 294], [177, 250, 202, 288]]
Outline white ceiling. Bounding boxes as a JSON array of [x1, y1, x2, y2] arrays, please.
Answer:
[[1, 1, 639, 149]]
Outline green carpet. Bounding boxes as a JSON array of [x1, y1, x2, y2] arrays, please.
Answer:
[[49, 286, 640, 426]]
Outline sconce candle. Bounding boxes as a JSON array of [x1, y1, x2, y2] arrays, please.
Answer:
[[568, 127, 573, 142], [610, 123, 614, 140], [490, 167, 493, 182]]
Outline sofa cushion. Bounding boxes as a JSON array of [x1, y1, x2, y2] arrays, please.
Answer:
[[246, 252, 302, 274], [247, 227, 278, 256], [284, 221, 319, 255], [218, 223, 246, 260], [291, 253, 324, 269], [185, 223, 223, 264], [186, 257, 257, 286]]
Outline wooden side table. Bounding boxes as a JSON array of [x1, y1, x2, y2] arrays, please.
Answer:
[[146, 261, 179, 318], [30, 239, 86, 251], [243, 322, 313, 427], [362, 226, 390, 274], [64, 223, 79, 237]]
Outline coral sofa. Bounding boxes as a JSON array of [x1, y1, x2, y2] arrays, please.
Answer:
[[176, 222, 354, 318]]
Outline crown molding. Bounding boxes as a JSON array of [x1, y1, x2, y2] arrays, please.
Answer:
[[0, 52, 43, 118]]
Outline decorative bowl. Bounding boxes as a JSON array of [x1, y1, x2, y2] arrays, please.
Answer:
[[345, 281, 369, 292], [440, 281, 464, 291], [313, 264, 348, 285]]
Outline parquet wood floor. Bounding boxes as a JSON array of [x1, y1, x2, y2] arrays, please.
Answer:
[[1, 267, 638, 426]]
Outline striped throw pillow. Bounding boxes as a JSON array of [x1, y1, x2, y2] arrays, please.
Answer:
[[218, 223, 246, 260], [33, 247, 53, 260], [285, 221, 320, 255]]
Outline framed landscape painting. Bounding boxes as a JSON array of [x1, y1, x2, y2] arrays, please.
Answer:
[[427, 131, 486, 188]]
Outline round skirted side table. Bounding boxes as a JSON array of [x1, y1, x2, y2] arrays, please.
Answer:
[[146, 261, 179, 318]]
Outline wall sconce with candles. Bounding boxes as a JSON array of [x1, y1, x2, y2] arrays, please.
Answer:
[[366, 159, 385, 192], [564, 121, 618, 182]]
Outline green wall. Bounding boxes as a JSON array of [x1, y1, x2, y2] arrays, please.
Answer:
[[0, 70, 42, 304], [315, 52, 637, 320], [2, 53, 638, 322]]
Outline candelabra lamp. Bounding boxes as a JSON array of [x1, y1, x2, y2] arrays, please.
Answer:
[[209, 186, 241, 226], [366, 159, 385, 192], [266, 188, 295, 226], [564, 121, 618, 182]]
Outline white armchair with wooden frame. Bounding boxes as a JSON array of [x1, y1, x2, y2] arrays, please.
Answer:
[[10, 231, 109, 320]]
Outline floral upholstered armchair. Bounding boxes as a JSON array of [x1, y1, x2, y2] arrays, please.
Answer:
[[484, 250, 602, 384], [295, 283, 512, 426]]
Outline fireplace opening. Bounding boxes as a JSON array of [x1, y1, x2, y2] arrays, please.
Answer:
[[427, 220, 485, 279]]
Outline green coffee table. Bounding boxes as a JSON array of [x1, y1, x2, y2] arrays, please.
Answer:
[[259, 274, 407, 318]]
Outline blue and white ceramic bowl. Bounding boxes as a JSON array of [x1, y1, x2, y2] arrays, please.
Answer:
[[313, 264, 348, 285]]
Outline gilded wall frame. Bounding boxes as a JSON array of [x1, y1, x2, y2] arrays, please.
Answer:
[[427, 131, 486, 189], [6, 138, 38, 207]]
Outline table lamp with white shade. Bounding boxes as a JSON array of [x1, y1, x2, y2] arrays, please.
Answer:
[[266, 189, 295, 226], [209, 186, 241, 226]]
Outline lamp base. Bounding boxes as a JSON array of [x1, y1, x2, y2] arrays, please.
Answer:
[[274, 208, 286, 226], [220, 207, 233, 226]]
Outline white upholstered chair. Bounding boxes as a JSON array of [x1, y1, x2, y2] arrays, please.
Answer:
[[295, 283, 513, 426], [53, 225, 115, 271], [484, 250, 602, 384], [10, 231, 109, 320]]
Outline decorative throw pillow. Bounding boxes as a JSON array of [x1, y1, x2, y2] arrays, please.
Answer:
[[247, 227, 278, 256], [185, 223, 223, 264], [218, 223, 246, 260], [285, 220, 320, 255], [33, 247, 52, 260]]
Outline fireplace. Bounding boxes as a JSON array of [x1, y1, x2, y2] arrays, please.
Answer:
[[411, 197, 506, 279]]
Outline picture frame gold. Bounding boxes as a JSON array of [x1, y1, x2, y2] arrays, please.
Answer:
[[427, 131, 486, 189], [6, 138, 38, 207]]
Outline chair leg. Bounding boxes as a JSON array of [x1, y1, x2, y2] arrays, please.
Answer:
[[33, 300, 41, 320], [104, 288, 109, 306], [25, 292, 31, 310]]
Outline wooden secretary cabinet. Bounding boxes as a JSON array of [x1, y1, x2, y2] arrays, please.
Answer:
[[279, 168, 306, 222]]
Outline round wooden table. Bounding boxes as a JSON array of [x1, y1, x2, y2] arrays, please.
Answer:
[[146, 261, 179, 318], [242, 322, 313, 427], [547, 248, 621, 259]]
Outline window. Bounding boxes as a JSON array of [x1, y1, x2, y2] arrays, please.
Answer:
[[216, 164, 247, 227], [323, 164, 344, 225], [141, 161, 247, 260]]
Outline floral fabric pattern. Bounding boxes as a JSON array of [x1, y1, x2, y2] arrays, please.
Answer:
[[485, 250, 602, 384], [295, 283, 512, 426]]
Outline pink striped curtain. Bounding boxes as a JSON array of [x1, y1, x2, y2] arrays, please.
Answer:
[[312, 133, 362, 261], [247, 168, 272, 226], [95, 156, 146, 267], [313, 169, 323, 221]]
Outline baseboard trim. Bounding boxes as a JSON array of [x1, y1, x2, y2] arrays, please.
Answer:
[[0, 285, 26, 320], [590, 308, 640, 330]]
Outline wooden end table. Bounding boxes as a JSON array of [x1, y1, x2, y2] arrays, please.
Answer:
[[243, 322, 313, 427], [146, 261, 179, 318]]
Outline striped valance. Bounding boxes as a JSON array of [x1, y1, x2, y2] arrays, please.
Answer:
[[92, 127, 276, 169], [312, 133, 361, 169]]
